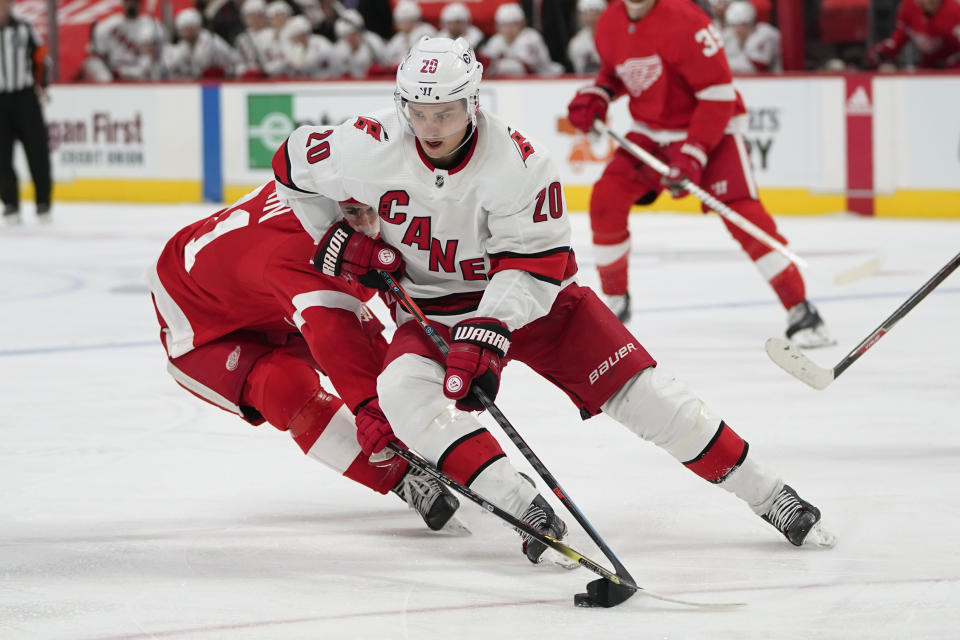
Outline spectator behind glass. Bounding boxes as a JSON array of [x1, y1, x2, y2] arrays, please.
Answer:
[[256, 0, 293, 76], [164, 8, 246, 78], [195, 0, 245, 45], [521, 0, 577, 71], [437, 2, 486, 50], [330, 8, 387, 78], [82, 0, 167, 81], [385, 1, 437, 65], [480, 2, 563, 76], [868, 0, 960, 69], [723, 0, 782, 72], [567, 0, 605, 74], [709, 0, 733, 28], [235, 0, 268, 74], [314, 0, 345, 42], [282, 14, 341, 77]]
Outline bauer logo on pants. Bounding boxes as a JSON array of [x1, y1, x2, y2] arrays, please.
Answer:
[[588, 343, 637, 385]]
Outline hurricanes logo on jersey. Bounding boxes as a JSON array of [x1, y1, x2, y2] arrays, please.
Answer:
[[615, 55, 663, 97]]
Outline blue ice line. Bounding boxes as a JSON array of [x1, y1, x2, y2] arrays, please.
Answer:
[[0, 340, 156, 358], [1, 287, 956, 358]]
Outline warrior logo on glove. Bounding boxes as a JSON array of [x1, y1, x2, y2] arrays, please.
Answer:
[[314, 220, 404, 289], [443, 317, 512, 411]]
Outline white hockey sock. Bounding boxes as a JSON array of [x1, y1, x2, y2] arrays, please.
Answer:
[[719, 457, 783, 515], [469, 457, 540, 519]]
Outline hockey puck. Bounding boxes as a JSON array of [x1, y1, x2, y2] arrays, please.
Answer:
[[574, 592, 600, 607]]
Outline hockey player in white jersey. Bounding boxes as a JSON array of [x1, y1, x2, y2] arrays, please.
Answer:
[[567, 0, 605, 75], [164, 9, 247, 79], [385, 1, 438, 65], [437, 3, 486, 51], [281, 15, 341, 78], [723, 1, 783, 73], [480, 3, 564, 77], [83, 0, 167, 82], [272, 36, 835, 562]]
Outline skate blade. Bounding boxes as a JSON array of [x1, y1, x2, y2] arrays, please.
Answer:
[[806, 522, 837, 549], [439, 514, 472, 536]]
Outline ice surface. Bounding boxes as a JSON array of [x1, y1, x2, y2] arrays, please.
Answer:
[[1, 205, 958, 639]]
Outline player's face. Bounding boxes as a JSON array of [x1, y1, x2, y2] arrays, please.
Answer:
[[245, 11, 266, 30], [405, 101, 471, 158], [179, 25, 201, 44], [444, 19, 466, 37], [917, 0, 941, 12], [269, 13, 287, 30], [623, 0, 656, 20], [497, 20, 523, 41], [339, 202, 380, 237]]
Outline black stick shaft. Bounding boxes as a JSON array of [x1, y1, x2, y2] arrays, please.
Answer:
[[833, 251, 960, 379], [379, 270, 636, 585]]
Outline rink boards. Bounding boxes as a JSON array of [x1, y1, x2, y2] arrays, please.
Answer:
[[16, 74, 960, 217]]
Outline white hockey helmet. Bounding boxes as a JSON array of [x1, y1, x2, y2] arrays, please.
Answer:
[[440, 2, 471, 25], [725, 0, 756, 25], [393, 0, 421, 23], [175, 8, 203, 30], [494, 2, 525, 25], [395, 36, 483, 136]]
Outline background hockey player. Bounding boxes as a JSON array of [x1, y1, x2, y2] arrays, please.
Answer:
[[82, 0, 167, 82], [272, 36, 836, 564], [163, 8, 247, 79], [148, 181, 459, 533], [722, 1, 782, 73], [479, 3, 564, 77], [567, 0, 606, 75], [868, 0, 960, 70], [566, 0, 832, 348]]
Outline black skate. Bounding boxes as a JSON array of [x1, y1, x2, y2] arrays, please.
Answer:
[[762, 485, 836, 547], [517, 495, 573, 565], [393, 466, 461, 531], [786, 300, 835, 349]]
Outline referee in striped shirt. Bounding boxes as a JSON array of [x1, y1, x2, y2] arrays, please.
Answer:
[[1, 0, 51, 224]]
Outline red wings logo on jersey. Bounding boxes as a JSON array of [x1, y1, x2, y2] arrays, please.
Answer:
[[615, 55, 664, 97]]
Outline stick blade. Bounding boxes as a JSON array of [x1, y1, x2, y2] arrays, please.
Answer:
[[574, 578, 636, 608], [764, 337, 835, 390], [833, 254, 884, 286]]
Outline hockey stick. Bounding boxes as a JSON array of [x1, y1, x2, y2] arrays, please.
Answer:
[[377, 270, 632, 606], [385, 444, 742, 609], [592, 121, 882, 286], [765, 251, 960, 389], [379, 270, 743, 609]]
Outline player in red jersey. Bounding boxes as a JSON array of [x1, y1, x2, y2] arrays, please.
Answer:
[[147, 182, 460, 531], [869, 0, 960, 69], [566, 0, 834, 348]]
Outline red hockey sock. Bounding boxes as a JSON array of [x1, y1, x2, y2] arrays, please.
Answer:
[[768, 263, 806, 310], [682, 421, 749, 484], [343, 450, 409, 494], [436, 428, 507, 487], [597, 253, 629, 296], [719, 199, 806, 309]]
